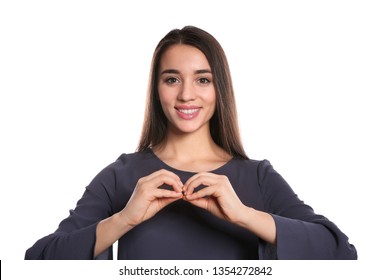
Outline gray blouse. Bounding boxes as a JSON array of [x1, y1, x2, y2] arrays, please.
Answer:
[[25, 149, 357, 259]]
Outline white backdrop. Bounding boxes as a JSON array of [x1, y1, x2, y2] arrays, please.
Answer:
[[1, 0, 389, 278]]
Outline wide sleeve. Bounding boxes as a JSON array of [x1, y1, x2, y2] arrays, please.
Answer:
[[25, 162, 118, 260], [257, 160, 357, 260]]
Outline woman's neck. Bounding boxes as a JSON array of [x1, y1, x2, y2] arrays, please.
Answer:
[[152, 126, 232, 172]]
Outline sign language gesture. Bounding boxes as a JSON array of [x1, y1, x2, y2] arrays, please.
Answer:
[[121, 169, 184, 227], [183, 172, 276, 245], [95, 170, 275, 257], [183, 173, 247, 224], [95, 169, 183, 257]]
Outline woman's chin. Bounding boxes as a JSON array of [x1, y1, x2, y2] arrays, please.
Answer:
[[170, 123, 208, 135]]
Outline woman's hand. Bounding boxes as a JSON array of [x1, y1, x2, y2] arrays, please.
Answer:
[[183, 172, 247, 224], [95, 169, 183, 257], [95, 170, 275, 257], [183, 173, 276, 244], [119, 169, 183, 228]]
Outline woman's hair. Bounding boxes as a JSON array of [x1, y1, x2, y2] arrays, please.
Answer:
[[137, 26, 248, 159]]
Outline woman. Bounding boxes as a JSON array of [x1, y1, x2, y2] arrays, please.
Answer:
[[25, 26, 357, 260]]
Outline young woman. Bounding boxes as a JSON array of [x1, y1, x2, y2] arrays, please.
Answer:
[[25, 26, 357, 260]]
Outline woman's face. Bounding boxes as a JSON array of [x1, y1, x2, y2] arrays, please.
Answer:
[[158, 44, 216, 135]]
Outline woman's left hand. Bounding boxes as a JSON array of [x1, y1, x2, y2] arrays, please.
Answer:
[[183, 173, 248, 224]]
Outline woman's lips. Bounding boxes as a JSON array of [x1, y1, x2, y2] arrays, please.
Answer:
[[175, 106, 201, 120]]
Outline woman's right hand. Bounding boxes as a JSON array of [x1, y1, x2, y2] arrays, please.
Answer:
[[119, 169, 183, 228]]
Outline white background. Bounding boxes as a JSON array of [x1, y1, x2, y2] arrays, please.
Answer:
[[1, 0, 389, 278]]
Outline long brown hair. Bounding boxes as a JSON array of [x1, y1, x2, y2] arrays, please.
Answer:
[[137, 26, 248, 159]]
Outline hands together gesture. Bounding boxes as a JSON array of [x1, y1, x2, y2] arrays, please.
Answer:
[[120, 169, 247, 228], [96, 169, 275, 257]]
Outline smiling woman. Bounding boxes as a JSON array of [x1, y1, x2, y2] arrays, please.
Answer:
[[24, 26, 357, 260], [158, 44, 216, 134]]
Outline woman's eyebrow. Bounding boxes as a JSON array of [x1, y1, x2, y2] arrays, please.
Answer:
[[160, 69, 212, 75], [160, 69, 180, 75], [195, 69, 212, 74]]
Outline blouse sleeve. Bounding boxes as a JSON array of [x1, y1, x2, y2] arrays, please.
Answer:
[[257, 160, 357, 260], [25, 162, 118, 260]]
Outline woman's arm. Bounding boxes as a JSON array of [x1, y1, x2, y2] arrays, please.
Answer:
[[183, 173, 276, 244], [94, 212, 133, 257], [184, 161, 357, 259], [257, 160, 357, 259], [94, 169, 183, 257], [235, 207, 276, 245], [26, 154, 183, 260], [25, 187, 113, 259]]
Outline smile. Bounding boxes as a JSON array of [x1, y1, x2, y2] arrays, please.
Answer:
[[178, 108, 200, 114], [175, 107, 201, 120]]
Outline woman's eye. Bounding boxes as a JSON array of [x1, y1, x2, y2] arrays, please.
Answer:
[[165, 77, 179, 84], [198, 78, 210, 84]]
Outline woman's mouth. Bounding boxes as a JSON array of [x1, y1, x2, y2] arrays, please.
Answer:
[[175, 106, 201, 120]]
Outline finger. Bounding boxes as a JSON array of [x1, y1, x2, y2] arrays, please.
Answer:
[[184, 172, 209, 187], [184, 173, 217, 196], [152, 188, 183, 199], [185, 185, 217, 200], [144, 169, 183, 191], [185, 197, 209, 209], [148, 173, 184, 193]]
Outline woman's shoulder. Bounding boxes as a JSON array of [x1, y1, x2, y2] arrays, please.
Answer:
[[115, 149, 154, 165], [87, 149, 157, 190], [92, 149, 156, 178], [111, 149, 163, 173], [231, 157, 272, 170], [229, 157, 277, 182]]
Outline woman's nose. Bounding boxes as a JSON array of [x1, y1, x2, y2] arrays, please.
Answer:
[[177, 81, 195, 101]]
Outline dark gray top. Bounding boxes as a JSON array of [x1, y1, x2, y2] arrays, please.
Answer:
[[25, 149, 357, 259]]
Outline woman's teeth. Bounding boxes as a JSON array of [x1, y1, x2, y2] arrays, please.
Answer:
[[178, 109, 200, 114]]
